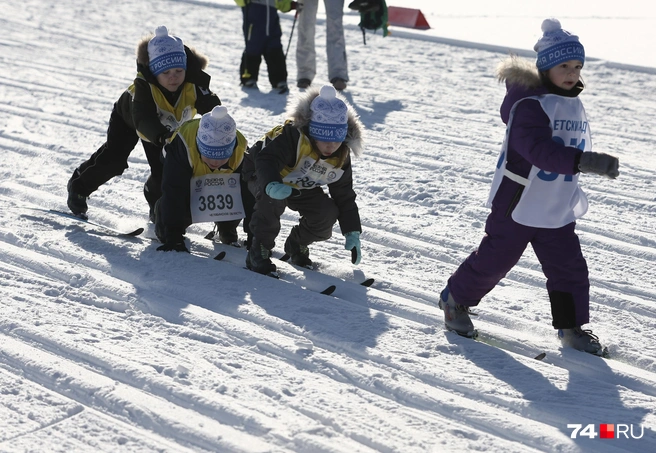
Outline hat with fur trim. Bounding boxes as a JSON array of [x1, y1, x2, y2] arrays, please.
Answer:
[[148, 26, 187, 77], [534, 18, 585, 72], [308, 85, 349, 143], [196, 106, 237, 160]]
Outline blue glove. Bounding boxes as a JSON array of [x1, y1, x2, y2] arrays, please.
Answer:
[[266, 182, 294, 200], [344, 231, 361, 265]]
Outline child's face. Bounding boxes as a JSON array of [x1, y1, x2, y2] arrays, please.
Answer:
[[315, 140, 343, 157], [547, 60, 582, 90], [156, 68, 186, 92], [201, 155, 229, 170]]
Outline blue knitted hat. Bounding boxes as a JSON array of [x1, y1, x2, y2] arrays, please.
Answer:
[[309, 86, 348, 143], [196, 106, 237, 160], [534, 18, 585, 72], [147, 26, 187, 77]]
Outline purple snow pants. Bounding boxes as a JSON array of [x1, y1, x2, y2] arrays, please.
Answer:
[[447, 207, 590, 328]]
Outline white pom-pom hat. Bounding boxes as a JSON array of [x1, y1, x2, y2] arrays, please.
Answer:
[[308, 85, 349, 143], [147, 26, 187, 77], [534, 18, 585, 71], [196, 106, 237, 160]]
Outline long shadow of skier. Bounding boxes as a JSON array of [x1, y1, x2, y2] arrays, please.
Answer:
[[451, 334, 654, 452]]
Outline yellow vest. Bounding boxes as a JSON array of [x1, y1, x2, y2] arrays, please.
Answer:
[[262, 123, 342, 181], [177, 119, 247, 177], [128, 74, 197, 142]]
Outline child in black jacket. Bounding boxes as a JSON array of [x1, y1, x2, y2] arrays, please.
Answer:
[[67, 26, 222, 220]]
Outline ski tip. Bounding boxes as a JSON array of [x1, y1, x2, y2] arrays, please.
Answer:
[[534, 352, 547, 361], [124, 227, 144, 237], [360, 278, 375, 287], [320, 285, 337, 295], [213, 251, 226, 261]]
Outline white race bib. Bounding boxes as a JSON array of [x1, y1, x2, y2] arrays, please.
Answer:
[[283, 156, 344, 189], [487, 95, 590, 228], [190, 174, 245, 223]]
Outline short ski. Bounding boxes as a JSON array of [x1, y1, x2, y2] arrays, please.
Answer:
[[361, 278, 375, 287], [26, 208, 143, 237], [318, 278, 374, 295], [320, 285, 337, 295]]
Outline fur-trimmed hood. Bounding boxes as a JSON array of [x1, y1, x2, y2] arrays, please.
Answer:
[[497, 56, 548, 124], [136, 34, 209, 71], [287, 87, 364, 157], [496, 55, 543, 89]]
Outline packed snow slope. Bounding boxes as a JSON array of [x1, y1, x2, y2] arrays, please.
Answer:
[[1, 0, 656, 452]]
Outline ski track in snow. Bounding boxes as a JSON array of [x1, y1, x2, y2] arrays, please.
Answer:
[[1, 0, 656, 452]]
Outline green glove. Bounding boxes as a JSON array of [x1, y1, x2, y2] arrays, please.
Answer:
[[275, 0, 292, 12]]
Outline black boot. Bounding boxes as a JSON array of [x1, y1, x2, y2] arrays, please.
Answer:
[[284, 226, 313, 269], [246, 238, 276, 275], [240, 52, 261, 87], [143, 175, 161, 223], [217, 222, 240, 247], [67, 170, 88, 218], [153, 199, 166, 243]]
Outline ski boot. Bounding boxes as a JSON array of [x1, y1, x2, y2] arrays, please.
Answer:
[[284, 226, 313, 269], [438, 286, 478, 338], [246, 238, 277, 276], [558, 327, 608, 357], [67, 172, 88, 218]]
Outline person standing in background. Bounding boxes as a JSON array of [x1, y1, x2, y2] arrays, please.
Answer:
[[296, 0, 349, 91], [237, 0, 299, 93]]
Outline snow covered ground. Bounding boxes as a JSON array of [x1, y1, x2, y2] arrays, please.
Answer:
[[1, 0, 656, 451], [390, 0, 656, 70]]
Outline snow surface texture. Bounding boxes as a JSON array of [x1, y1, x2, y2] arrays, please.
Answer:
[[1, 0, 655, 452]]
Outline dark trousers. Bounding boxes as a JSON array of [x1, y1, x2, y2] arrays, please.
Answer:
[[155, 177, 254, 243], [154, 198, 242, 243], [447, 207, 590, 328], [239, 3, 287, 87], [248, 183, 339, 251], [69, 105, 164, 210]]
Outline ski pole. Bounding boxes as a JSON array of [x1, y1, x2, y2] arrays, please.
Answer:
[[285, 6, 300, 58]]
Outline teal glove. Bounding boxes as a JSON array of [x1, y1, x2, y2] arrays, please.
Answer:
[[266, 182, 293, 200], [344, 231, 361, 265]]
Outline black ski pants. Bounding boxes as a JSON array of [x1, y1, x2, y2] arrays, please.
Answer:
[[239, 3, 287, 87], [248, 182, 339, 251], [69, 105, 164, 208]]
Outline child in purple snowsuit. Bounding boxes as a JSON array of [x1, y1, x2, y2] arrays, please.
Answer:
[[438, 18, 620, 356]]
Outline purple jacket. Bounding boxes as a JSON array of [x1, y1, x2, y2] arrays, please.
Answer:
[[491, 73, 584, 216]]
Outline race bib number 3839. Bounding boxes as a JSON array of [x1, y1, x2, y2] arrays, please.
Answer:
[[190, 174, 245, 224]]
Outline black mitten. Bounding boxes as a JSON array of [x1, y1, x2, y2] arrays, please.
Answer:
[[578, 152, 620, 179]]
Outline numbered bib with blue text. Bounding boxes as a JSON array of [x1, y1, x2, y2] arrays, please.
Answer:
[[283, 156, 344, 189], [190, 174, 245, 224]]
